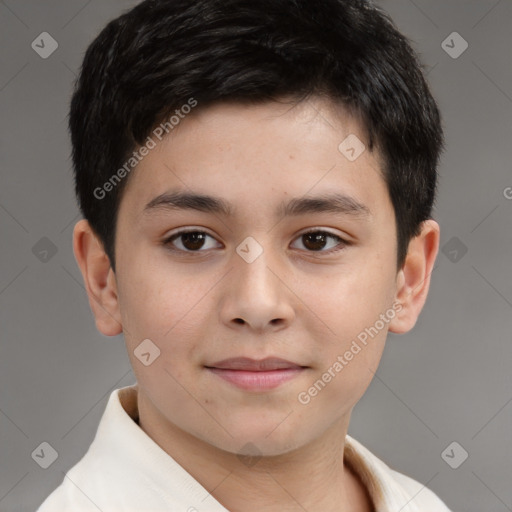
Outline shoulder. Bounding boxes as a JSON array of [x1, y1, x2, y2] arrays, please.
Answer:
[[345, 435, 452, 512], [36, 464, 105, 512], [36, 386, 139, 511], [388, 468, 452, 511]]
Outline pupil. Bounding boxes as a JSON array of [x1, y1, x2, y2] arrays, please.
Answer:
[[183, 232, 205, 250], [304, 233, 326, 251]]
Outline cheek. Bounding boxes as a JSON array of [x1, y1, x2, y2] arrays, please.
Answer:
[[301, 261, 394, 339], [117, 264, 211, 372], [301, 255, 394, 392], [303, 329, 386, 416], [117, 254, 188, 333], [119, 277, 201, 397]]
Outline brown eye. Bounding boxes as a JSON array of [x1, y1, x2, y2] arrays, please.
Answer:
[[292, 230, 347, 253], [163, 230, 220, 252]]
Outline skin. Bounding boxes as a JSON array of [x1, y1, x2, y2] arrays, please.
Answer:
[[73, 96, 439, 512]]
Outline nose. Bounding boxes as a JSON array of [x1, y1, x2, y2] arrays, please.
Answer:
[[219, 247, 295, 333]]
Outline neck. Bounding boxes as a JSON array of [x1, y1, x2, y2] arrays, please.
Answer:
[[137, 391, 373, 512]]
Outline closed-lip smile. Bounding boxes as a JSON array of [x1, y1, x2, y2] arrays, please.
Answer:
[[205, 357, 308, 391], [206, 356, 305, 371]]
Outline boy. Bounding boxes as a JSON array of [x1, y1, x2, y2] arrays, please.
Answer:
[[37, 0, 451, 510]]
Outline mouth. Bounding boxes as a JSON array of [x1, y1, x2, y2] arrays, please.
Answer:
[[204, 357, 308, 391]]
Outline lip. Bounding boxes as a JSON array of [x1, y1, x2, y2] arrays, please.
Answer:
[[207, 357, 304, 371], [205, 357, 307, 391]]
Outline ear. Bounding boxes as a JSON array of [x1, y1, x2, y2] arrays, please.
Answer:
[[72, 219, 123, 336], [388, 219, 440, 334]]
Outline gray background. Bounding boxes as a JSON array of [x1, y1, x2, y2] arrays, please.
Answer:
[[1, 1, 511, 511]]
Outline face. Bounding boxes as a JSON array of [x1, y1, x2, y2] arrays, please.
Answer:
[[112, 97, 401, 456]]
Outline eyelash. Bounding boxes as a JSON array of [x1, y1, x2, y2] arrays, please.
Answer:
[[162, 228, 350, 255]]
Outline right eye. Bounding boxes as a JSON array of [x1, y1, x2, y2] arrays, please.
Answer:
[[162, 229, 222, 253]]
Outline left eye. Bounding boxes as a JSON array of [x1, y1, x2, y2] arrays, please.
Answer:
[[163, 229, 347, 254], [290, 230, 347, 253]]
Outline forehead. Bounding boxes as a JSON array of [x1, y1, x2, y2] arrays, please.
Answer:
[[119, 98, 390, 224]]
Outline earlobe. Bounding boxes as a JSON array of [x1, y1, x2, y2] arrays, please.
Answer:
[[388, 219, 440, 334], [73, 219, 123, 337]]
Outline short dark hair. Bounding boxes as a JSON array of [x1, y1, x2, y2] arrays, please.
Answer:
[[69, 0, 444, 272]]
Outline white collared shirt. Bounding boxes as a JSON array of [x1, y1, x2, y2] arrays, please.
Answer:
[[37, 384, 452, 512]]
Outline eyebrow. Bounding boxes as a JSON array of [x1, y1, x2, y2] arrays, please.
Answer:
[[143, 190, 371, 219]]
